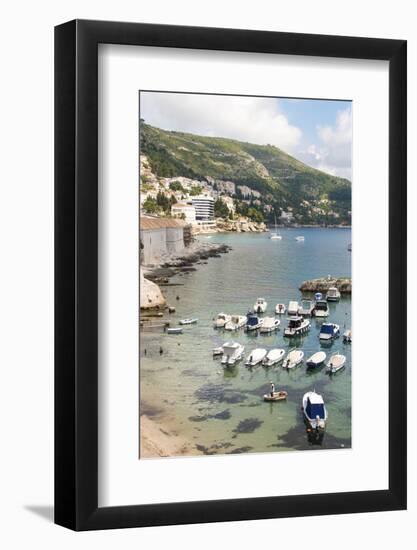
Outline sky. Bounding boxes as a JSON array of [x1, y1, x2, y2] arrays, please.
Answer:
[[140, 92, 352, 180]]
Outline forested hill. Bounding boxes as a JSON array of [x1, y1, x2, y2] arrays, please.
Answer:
[[140, 122, 351, 225]]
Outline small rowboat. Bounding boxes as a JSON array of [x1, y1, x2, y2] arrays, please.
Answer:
[[166, 327, 183, 334], [263, 391, 288, 402], [179, 318, 198, 325]]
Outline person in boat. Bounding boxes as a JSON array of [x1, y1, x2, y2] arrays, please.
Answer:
[[270, 382, 275, 397]]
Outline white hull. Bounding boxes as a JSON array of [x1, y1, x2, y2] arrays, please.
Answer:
[[283, 350, 304, 369], [260, 318, 280, 333], [213, 313, 231, 328], [224, 316, 247, 331], [245, 348, 267, 367], [306, 351, 326, 367], [284, 320, 310, 337], [221, 343, 245, 366], [326, 354, 346, 374], [253, 299, 268, 313], [314, 310, 329, 318], [263, 348, 285, 366]]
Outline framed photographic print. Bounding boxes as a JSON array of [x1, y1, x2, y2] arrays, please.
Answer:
[[55, 20, 407, 530]]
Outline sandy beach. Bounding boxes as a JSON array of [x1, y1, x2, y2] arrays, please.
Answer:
[[140, 415, 201, 458]]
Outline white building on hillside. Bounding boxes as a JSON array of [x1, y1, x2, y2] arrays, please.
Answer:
[[191, 195, 214, 222], [171, 203, 196, 223]]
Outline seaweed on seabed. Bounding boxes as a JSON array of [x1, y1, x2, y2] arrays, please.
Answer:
[[232, 418, 263, 434]]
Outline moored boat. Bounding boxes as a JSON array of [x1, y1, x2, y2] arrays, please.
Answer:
[[221, 342, 245, 366], [224, 315, 247, 331], [284, 315, 311, 337], [213, 312, 231, 329], [326, 287, 341, 302], [275, 303, 286, 315], [298, 299, 314, 316], [263, 348, 285, 367], [245, 348, 267, 367], [319, 323, 340, 341], [270, 215, 282, 240], [287, 300, 299, 316], [302, 391, 328, 429], [283, 349, 304, 369], [253, 297, 268, 313], [306, 351, 326, 368], [313, 299, 329, 318], [326, 353, 346, 374], [212, 345, 224, 356], [166, 327, 183, 334], [343, 329, 352, 343], [245, 312, 264, 332], [259, 317, 280, 333], [263, 391, 288, 402], [179, 318, 198, 325], [295, 236, 305, 241]]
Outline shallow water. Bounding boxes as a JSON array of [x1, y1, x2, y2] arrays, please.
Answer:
[[140, 228, 352, 456]]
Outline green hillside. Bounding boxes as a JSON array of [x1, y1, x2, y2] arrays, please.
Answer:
[[140, 122, 351, 225]]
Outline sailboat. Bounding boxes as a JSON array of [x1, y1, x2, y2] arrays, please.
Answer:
[[270, 214, 282, 240]]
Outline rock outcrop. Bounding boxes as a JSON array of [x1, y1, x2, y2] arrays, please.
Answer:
[[140, 268, 166, 309], [299, 277, 351, 294]]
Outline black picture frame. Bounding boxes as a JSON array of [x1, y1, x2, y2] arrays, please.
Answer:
[[55, 19, 407, 531]]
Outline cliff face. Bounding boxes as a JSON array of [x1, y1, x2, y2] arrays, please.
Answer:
[[140, 268, 166, 309]]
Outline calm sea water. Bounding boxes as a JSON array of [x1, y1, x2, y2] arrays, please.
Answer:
[[140, 227, 351, 456]]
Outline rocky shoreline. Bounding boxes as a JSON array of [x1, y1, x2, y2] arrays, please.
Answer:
[[141, 240, 231, 309], [299, 276, 352, 294]]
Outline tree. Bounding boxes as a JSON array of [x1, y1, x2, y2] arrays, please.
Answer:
[[143, 196, 158, 214], [214, 198, 229, 219], [247, 207, 264, 223], [169, 181, 185, 192], [189, 185, 203, 196]]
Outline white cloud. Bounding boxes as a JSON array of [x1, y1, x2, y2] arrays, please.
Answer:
[[301, 108, 352, 180], [141, 92, 302, 153]]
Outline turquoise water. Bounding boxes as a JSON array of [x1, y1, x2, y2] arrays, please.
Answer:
[[140, 228, 351, 456]]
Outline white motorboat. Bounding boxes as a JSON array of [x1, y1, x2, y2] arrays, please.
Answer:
[[295, 236, 305, 241], [275, 303, 286, 315], [283, 349, 304, 369], [326, 353, 346, 374], [313, 299, 329, 318], [245, 313, 264, 332], [260, 317, 280, 333], [302, 391, 328, 429], [298, 299, 314, 316], [253, 297, 268, 313], [326, 287, 341, 302], [319, 323, 340, 340], [287, 300, 299, 316], [263, 348, 285, 367], [213, 312, 231, 329], [245, 348, 267, 367], [166, 327, 183, 334], [221, 342, 245, 366], [284, 316, 311, 337], [212, 345, 224, 356], [343, 329, 352, 343], [179, 318, 198, 325], [306, 351, 326, 368], [270, 215, 282, 240], [224, 315, 247, 331]]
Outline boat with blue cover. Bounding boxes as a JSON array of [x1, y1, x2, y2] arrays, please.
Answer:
[[319, 323, 340, 341], [246, 312, 264, 331], [302, 391, 328, 430]]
